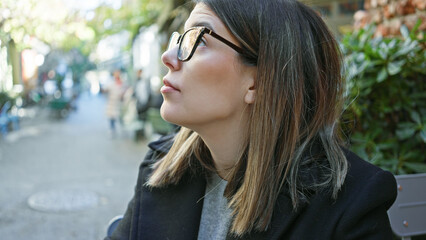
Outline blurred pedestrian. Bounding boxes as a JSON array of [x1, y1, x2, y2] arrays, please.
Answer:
[[133, 69, 151, 139], [105, 69, 124, 137], [134, 69, 151, 117], [106, 0, 397, 239]]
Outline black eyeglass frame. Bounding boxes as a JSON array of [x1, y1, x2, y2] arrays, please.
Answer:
[[169, 26, 247, 62]]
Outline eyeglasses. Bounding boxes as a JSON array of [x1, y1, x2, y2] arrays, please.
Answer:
[[167, 26, 246, 62]]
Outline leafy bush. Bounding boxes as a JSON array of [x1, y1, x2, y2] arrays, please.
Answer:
[[341, 21, 426, 174], [0, 91, 14, 109]]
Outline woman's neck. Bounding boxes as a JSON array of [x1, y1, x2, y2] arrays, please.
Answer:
[[195, 117, 248, 180]]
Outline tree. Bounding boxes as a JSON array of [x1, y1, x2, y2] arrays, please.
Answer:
[[0, 0, 165, 54], [87, 0, 164, 51], [0, 0, 94, 52]]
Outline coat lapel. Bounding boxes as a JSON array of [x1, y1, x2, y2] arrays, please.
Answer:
[[136, 134, 208, 240], [138, 173, 206, 240]]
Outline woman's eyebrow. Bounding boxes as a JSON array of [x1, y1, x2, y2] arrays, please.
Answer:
[[186, 21, 215, 31]]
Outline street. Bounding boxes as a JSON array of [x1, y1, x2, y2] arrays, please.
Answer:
[[0, 93, 150, 240]]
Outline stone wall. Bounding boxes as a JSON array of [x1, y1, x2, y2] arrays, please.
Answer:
[[354, 0, 426, 37]]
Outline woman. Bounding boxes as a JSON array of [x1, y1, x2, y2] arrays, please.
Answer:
[[107, 0, 397, 239]]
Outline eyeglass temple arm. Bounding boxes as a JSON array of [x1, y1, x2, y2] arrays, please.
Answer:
[[207, 29, 246, 55]]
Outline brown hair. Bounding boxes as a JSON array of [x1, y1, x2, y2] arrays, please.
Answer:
[[148, 0, 347, 236]]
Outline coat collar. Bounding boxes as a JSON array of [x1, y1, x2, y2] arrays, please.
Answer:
[[138, 172, 206, 240], [148, 134, 175, 155], [138, 134, 206, 240]]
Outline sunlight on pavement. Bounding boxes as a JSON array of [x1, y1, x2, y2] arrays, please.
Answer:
[[4, 126, 42, 143]]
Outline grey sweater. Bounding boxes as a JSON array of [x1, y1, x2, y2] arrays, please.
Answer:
[[197, 173, 233, 240]]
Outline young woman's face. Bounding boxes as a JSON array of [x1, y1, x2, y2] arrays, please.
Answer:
[[160, 3, 255, 131]]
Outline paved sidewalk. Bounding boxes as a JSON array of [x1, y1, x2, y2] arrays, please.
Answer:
[[0, 93, 150, 240]]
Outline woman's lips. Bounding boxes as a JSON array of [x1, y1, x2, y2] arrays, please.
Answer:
[[160, 79, 180, 93]]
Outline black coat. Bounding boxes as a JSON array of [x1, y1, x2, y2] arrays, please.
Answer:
[[106, 135, 397, 240]]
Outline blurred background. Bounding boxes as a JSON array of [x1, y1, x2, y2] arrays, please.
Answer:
[[0, 0, 425, 239]]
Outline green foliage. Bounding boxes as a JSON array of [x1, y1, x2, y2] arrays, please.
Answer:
[[341, 21, 426, 174], [87, 0, 163, 51], [0, 0, 93, 52], [0, 91, 14, 109], [0, 0, 164, 55], [68, 48, 95, 83]]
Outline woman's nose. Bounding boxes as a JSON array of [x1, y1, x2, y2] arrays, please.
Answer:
[[161, 46, 181, 71]]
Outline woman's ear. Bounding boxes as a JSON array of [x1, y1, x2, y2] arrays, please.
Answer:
[[244, 67, 256, 104], [245, 86, 256, 104]]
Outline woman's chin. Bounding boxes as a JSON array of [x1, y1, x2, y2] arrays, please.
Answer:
[[160, 104, 182, 125]]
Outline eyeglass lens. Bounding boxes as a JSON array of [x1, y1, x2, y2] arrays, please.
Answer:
[[167, 28, 204, 61], [167, 32, 180, 51], [179, 29, 202, 60]]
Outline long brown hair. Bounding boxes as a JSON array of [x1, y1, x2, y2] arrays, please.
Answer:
[[148, 0, 348, 236]]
